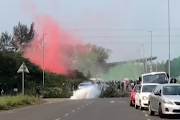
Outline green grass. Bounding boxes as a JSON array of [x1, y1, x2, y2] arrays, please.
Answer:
[[0, 95, 39, 110]]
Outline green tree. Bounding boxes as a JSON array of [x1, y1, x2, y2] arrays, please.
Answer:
[[0, 32, 17, 52], [13, 22, 35, 51]]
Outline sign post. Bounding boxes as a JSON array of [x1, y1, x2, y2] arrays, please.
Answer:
[[17, 62, 29, 95]]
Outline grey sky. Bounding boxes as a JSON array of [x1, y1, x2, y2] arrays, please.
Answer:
[[0, 0, 180, 62]]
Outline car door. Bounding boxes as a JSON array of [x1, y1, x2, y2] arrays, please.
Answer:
[[150, 85, 159, 110], [135, 85, 141, 106], [152, 86, 161, 111]]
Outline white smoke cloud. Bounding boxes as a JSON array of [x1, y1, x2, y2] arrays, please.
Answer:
[[70, 84, 101, 100]]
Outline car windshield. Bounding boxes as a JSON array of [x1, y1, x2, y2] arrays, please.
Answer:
[[142, 85, 157, 92], [163, 85, 180, 95], [142, 73, 168, 84]]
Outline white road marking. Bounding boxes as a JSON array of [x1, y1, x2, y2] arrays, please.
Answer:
[[55, 118, 60, 120], [145, 114, 148, 117], [72, 110, 75, 112], [147, 119, 151, 120], [77, 107, 80, 109], [110, 101, 115, 103], [65, 113, 69, 116], [142, 111, 145, 113]]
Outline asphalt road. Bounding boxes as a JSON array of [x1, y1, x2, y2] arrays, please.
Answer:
[[0, 98, 180, 120]]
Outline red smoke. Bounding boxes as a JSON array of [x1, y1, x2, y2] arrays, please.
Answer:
[[22, 1, 85, 74]]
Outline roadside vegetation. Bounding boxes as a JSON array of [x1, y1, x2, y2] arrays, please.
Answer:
[[100, 88, 129, 98], [0, 95, 39, 110]]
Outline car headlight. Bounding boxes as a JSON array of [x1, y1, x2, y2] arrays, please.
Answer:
[[163, 100, 173, 105], [142, 96, 148, 100]]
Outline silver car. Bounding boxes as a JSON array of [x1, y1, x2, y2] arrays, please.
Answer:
[[148, 84, 180, 118]]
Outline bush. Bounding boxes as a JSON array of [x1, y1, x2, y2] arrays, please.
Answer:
[[100, 87, 129, 98], [0, 95, 39, 110], [43, 87, 72, 98]]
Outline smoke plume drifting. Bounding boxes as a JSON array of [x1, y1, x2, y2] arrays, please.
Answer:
[[22, 1, 85, 74]]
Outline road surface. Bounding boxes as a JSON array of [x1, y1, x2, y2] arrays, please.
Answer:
[[0, 98, 179, 120]]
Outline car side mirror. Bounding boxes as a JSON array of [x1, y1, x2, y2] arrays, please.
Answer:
[[154, 92, 161, 96]]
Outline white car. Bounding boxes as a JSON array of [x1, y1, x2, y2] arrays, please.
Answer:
[[140, 72, 169, 84], [135, 83, 159, 110], [77, 82, 93, 90], [148, 84, 180, 118]]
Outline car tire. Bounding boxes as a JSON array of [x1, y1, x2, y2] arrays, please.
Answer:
[[148, 102, 155, 115], [130, 100, 132, 106], [135, 103, 139, 109], [158, 104, 165, 118]]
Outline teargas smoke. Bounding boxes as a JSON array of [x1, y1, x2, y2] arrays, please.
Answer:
[[70, 83, 101, 100]]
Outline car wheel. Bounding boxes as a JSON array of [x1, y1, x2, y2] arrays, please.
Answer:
[[148, 102, 155, 115], [135, 103, 139, 109], [158, 104, 165, 118], [130, 100, 132, 106]]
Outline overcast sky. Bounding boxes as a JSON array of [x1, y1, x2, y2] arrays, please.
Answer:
[[0, 0, 180, 62]]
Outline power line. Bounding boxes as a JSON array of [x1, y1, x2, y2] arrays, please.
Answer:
[[89, 41, 180, 44], [79, 35, 180, 38]]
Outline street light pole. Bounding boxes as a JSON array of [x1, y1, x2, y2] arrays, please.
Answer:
[[42, 33, 47, 87], [141, 44, 145, 73], [147, 30, 153, 72], [139, 49, 141, 74], [168, 0, 171, 79]]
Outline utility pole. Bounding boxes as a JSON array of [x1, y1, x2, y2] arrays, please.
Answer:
[[147, 31, 153, 72], [42, 33, 47, 87], [168, 0, 171, 79]]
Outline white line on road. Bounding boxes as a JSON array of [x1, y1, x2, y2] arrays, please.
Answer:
[[145, 114, 148, 117], [55, 118, 61, 120], [110, 101, 115, 103], [65, 114, 69, 116], [72, 110, 75, 112], [147, 119, 151, 120], [77, 107, 80, 109], [142, 111, 145, 113]]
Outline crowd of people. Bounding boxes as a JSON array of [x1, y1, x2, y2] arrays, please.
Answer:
[[95, 79, 142, 92]]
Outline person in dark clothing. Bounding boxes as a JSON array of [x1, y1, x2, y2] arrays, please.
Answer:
[[121, 82, 124, 91], [35, 85, 41, 97], [13, 82, 18, 95], [3, 83, 8, 95], [0, 83, 3, 96], [170, 78, 177, 83]]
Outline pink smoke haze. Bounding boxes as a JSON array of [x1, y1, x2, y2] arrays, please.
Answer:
[[22, 2, 86, 74]]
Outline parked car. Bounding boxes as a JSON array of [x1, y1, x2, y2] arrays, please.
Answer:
[[148, 84, 180, 118], [135, 83, 159, 110], [129, 84, 141, 106]]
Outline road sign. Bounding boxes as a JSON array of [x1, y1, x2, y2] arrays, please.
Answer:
[[17, 62, 29, 95], [17, 62, 29, 73]]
